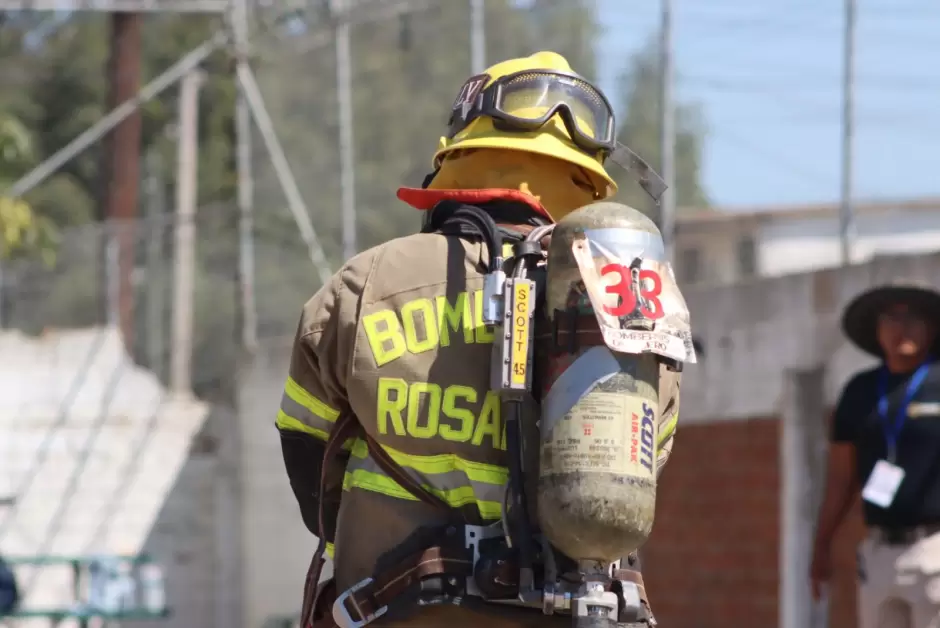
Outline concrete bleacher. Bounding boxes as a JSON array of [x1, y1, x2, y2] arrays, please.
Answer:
[[0, 327, 208, 625]]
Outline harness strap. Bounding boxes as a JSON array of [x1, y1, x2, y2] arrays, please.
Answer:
[[301, 414, 360, 628], [303, 414, 464, 628], [535, 308, 606, 355]]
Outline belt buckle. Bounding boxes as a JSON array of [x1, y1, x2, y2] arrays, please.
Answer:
[[332, 577, 387, 628], [881, 528, 909, 545]]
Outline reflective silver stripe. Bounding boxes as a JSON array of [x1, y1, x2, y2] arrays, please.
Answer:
[[542, 345, 621, 435], [344, 453, 506, 506], [279, 390, 334, 434]]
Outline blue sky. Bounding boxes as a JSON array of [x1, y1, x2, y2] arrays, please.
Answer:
[[593, 0, 940, 210]]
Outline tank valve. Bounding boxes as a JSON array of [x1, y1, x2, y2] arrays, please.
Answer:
[[573, 581, 618, 627]]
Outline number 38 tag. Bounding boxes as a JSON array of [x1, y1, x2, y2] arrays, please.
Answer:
[[600, 263, 664, 319], [569, 233, 697, 364]]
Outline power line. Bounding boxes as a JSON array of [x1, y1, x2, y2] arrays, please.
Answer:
[[840, 0, 857, 265], [681, 73, 940, 92], [709, 126, 835, 187], [659, 0, 676, 262]]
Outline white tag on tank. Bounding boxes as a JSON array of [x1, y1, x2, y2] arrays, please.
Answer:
[[862, 460, 906, 508]]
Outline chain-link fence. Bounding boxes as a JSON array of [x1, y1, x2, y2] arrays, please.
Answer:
[[3, 1, 940, 626], [0, 213, 240, 398], [248, 0, 606, 339]]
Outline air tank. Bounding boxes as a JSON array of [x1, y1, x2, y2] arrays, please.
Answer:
[[536, 202, 663, 563]]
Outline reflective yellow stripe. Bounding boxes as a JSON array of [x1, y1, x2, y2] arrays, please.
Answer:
[[285, 376, 340, 422], [275, 410, 354, 450], [501, 242, 513, 259], [348, 440, 508, 486], [326, 542, 334, 560], [343, 467, 503, 520], [277, 409, 329, 440], [657, 411, 678, 450]]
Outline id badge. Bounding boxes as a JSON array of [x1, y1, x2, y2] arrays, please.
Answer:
[[861, 460, 906, 508]]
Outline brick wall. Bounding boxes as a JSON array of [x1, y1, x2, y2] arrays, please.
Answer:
[[642, 416, 867, 628], [643, 417, 781, 627]]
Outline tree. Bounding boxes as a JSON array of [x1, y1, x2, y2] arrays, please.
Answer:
[[526, 0, 598, 81], [0, 2, 603, 379], [0, 112, 56, 263], [248, 0, 603, 335], [609, 36, 709, 217]]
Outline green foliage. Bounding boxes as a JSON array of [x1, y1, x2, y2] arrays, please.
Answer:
[[0, 112, 58, 264], [0, 197, 57, 264]]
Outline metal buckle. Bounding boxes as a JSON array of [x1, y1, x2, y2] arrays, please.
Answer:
[[332, 577, 388, 628], [464, 524, 504, 598]]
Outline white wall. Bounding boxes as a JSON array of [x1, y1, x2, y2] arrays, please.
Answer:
[[757, 207, 940, 278]]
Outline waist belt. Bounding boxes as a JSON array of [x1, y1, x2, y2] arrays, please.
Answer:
[[302, 414, 484, 628], [320, 544, 474, 628], [870, 523, 940, 545]]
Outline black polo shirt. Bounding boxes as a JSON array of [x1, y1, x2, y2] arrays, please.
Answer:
[[831, 362, 940, 527]]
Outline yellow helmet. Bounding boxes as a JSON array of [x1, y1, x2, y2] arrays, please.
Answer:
[[434, 51, 618, 199]]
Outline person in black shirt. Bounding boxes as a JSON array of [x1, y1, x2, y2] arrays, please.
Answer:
[[811, 282, 940, 627]]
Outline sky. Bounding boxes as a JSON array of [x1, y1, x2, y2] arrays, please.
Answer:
[[592, 0, 940, 210]]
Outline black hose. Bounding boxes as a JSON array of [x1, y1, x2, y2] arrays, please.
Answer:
[[421, 201, 502, 272], [504, 401, 535, 577]]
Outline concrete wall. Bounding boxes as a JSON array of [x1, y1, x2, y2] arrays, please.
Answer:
[[648, 249, 940, 627], [236, 337, 324, 628], [135, 407, 243, 628], [675, 251, 940, 422]]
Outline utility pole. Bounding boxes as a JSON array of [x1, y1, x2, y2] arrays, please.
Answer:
[[658, 0, 676, 264], [470, 0, 485, 74], [334, 0, 357, 262], [170, 70, 205, 395], [839, 0, 856, 266], [101, 11, 144, 350], [144, 149, 166, 381], [232, 0, 258, 352]]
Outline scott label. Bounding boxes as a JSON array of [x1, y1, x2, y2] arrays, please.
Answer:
[[639, 403, 655, 473], [542, 392, 658, 479]]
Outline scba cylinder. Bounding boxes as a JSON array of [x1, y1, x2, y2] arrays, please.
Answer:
[[536, 202, 663, 564]]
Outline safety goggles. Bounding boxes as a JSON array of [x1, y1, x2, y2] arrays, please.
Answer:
[[447, 70, 667, 203], [448, 69, 617, 155]]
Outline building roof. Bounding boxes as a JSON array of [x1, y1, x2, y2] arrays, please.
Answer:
[[676, 196, 940, 227]]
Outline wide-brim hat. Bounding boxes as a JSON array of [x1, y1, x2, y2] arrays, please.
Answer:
[[841, 282, 940, 357]]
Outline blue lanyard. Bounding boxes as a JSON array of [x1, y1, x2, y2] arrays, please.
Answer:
[[877, 358, 933, 462]]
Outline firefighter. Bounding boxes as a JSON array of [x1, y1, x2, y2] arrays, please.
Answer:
[[276, 51, 682, 628]]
